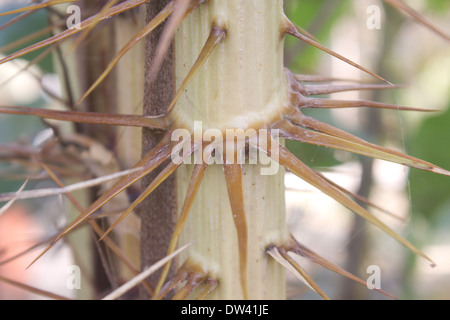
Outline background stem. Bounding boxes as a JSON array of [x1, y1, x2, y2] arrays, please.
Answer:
[[139, 0, 177, 298]]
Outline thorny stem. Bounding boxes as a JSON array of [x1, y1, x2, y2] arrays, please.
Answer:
[[171, 1, 291, 299], [140, 0, 178, 297], [0, 0, 448, 301]]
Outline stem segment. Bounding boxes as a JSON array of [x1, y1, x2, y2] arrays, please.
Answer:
[[172, 0, 292, 299]]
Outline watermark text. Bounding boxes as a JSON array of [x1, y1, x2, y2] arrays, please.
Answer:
[[66, 5, 81, 30], [366, 264, 381, 290], [66, 265, 81, 290], [171, 121, 280, 176], [367, 5, 382, 30]]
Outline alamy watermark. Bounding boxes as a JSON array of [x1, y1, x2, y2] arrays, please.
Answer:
[[367, 5, 382, 30], [66, 5, 81, 30], [171, 121, 280, 176], [66, 265, 81, 290], [366, 264, 381, 290], [66, 4, 383, 31]]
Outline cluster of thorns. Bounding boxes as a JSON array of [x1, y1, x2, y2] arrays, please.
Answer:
[[0, 0, 448, 300]]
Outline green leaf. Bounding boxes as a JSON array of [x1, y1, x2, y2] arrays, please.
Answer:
[[408, 106, 450, 219]]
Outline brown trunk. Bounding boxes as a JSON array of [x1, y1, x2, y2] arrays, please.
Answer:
[[139, 0, 177, 297]]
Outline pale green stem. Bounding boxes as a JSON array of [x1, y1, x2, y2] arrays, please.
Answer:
[[173, 0, 292, 299]]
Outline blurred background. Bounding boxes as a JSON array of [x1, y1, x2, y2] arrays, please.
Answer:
[[283, 0, 450, 299], [0, 0, 449, 299]]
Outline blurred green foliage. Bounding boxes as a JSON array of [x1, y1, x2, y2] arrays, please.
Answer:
[[408, 105, 450, 220], [0, 3, 54, 73], [284, 0, 352, 169], [426, 0, 450, 12], [284, 0, 350, 74], [0, 4, 52, 193]]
